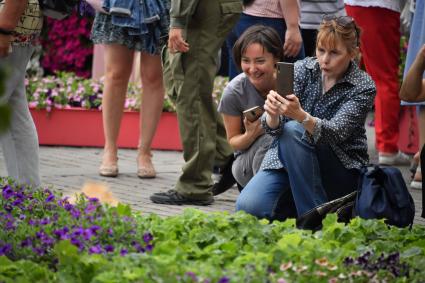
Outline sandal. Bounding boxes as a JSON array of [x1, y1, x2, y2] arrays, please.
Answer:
[[99, 152, 118, 177], [99, 162, 118, 177], [137, 153, 156, 179]]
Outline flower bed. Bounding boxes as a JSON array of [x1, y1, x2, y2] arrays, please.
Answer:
[[1, 179, 425, 282], [26, 72, 228, 113], [25, 73, 228, 150]]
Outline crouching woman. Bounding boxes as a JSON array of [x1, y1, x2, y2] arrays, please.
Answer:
[[236, 16, 376, 221]]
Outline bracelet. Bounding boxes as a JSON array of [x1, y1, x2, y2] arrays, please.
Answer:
[[299, 113, 311, 126], [0, 28, 13, 35]]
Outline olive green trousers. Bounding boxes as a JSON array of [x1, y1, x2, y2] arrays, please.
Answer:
[[162, 0, 241, 198]]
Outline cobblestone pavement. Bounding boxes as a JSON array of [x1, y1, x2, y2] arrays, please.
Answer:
[[0, 115, 423, 225]]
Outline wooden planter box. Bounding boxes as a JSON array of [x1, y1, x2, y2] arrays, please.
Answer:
[[30, 108, 182, 151]]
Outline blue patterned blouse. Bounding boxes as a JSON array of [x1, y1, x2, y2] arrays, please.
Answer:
[[260, 57, 376, 170]]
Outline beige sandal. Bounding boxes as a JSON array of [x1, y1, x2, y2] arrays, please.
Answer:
[[99, 154, 118, 177], [137, 154, 156, 179], [99, 163, 118, 177]]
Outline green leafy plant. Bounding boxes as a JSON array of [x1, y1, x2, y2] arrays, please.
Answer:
[[2, 179, 425, 282]]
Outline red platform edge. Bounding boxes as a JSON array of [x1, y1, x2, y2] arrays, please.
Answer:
[[30, 108, 182, 151]]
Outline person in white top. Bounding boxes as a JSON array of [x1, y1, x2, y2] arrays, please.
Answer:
[[345, 0, 411, 165]]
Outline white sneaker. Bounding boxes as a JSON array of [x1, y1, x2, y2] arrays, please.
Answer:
[[378, 151, 412, 166], [410, 180, 422, 190]]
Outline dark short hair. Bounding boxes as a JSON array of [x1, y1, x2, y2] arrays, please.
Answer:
[[232, 25, 283, 69]]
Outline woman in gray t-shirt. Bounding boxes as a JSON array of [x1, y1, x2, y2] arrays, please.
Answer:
[[217, 25, 282, 191]]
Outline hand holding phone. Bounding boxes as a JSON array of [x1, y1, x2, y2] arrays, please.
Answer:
[[276, 62, 294, 97], [243, 106, 264, 122]]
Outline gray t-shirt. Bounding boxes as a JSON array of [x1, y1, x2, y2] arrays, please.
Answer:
[[217, 73, 266, 119]]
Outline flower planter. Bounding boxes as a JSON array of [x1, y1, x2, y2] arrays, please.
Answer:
[[30, 108, 182, 150]]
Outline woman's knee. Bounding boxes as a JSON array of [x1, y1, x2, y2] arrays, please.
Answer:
[[236, 192, 267, 218], [236, 179, 274, 219], [105, 66, 132, 85]]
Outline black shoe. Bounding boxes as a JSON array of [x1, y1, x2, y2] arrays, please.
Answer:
[[150, 189, 214, 206], [212, 156, 236, 196]]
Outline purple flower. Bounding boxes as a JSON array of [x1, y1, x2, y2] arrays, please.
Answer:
[[19, 214, 26, 220], [89, 245, 102, 254], [46, 193, 55, 202], [0, 243, 12, 256], [83, 228, 94, 241], [36, 230, 46, 239], [218, 277, 230, 283], [5, 221, 15, 230], [71, 208, 81, 219], [12, 198, 23, 206], [20, 237, 33, 248], [53, 227, 70, 240], [28, 219, 37, 226], [120, 248, 128, 256], [185, 271, 197, 282], [104, 245, 114, 253], [41, 236, 55, 246], [72, 227, 84, 237], [70, 238, 84, 251], [64, 203, 74, 211], [40, 218, 51, 225], [145, 244, 153, 252], [84, 203, 97, 214], [89, 225, 101, 235], [2, 185, 14, 199], [88, 197, 99, 203], [132, 242, 145, 253], [3, 204, 12, 212], [143, 232, 153, 244], [32, 246, 46, 256]]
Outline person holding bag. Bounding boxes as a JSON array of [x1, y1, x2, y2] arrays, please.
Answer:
[[236, 16, 376, 221]]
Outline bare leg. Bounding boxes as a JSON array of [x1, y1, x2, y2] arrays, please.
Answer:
[[137, 52, 165, 178], [101, 44, 134, 173]]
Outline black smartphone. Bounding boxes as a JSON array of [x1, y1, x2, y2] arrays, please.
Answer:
[[242, 106, 264, 122], [276, 62, 294, 97]]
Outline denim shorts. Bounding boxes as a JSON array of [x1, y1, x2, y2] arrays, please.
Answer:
[[91, 12, 169, 54]]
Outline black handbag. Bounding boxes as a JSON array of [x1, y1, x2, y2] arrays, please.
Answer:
[[296, 165, 415, 231], [296, 191, 357, 231], [39, 0, 80, 20], [355, 166, 415, 228]]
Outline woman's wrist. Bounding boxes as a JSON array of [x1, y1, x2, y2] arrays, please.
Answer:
[[266, 113, 280, 129]]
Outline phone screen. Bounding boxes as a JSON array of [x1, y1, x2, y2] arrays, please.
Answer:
[[276, 62, 294, 97]]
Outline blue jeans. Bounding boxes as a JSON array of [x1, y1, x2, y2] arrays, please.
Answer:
[[236, 121, 360, 221], [226, 13, 306, 79]]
